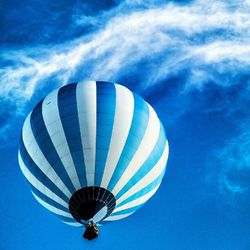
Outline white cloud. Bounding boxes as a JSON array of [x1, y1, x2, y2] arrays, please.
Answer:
[[220, 177, 247, 194], [2, 0, 250, 96], [214, 122, 250, 196], [194, 42, 250, 63]]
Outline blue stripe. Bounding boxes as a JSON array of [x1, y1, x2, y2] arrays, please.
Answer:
[[19, 138, 69, 203], [111, 178, 164, 216], [30, 99, 76, 194], [58, 83, 87, 188], [29, 182, 69, 213], [107, 93, 149, 191], [94, 81, 116, 186], [116, 169, 165, 208], [30, 184, 78, 223], [115, 123, 166, 200]]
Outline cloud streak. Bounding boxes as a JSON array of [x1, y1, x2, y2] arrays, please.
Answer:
[[214, 121, 250, 197]]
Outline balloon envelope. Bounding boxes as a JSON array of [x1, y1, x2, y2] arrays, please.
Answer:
[[18, 81, 169, 227]]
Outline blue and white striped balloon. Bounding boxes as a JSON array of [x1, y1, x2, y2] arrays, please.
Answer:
[[18, 81, 169, 228]]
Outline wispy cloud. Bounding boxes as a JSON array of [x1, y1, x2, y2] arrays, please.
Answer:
[[210, 121, 250, 197], [1, 0, 250, 145]]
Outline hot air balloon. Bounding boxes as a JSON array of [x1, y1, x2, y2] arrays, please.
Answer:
[[18, 81, 169, 240]]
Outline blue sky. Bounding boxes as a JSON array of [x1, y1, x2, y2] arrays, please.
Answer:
[[0, 0, 250, 249]]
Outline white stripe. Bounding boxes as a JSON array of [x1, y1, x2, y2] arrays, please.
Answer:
[[63, 221, 82, 227], [22, 113, 71, 198], [76, 81, 97, 186], [42, 89, 81, 190], [93, 206, 108, 223], [112, 104, 161, 195], [18, 152, 69, 208], [32, 192, 72, 218], [113, 183, 161, 213], [116, 141, 168, 206], [101, 84, 134, 188], [104, 212, 134, 221]]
